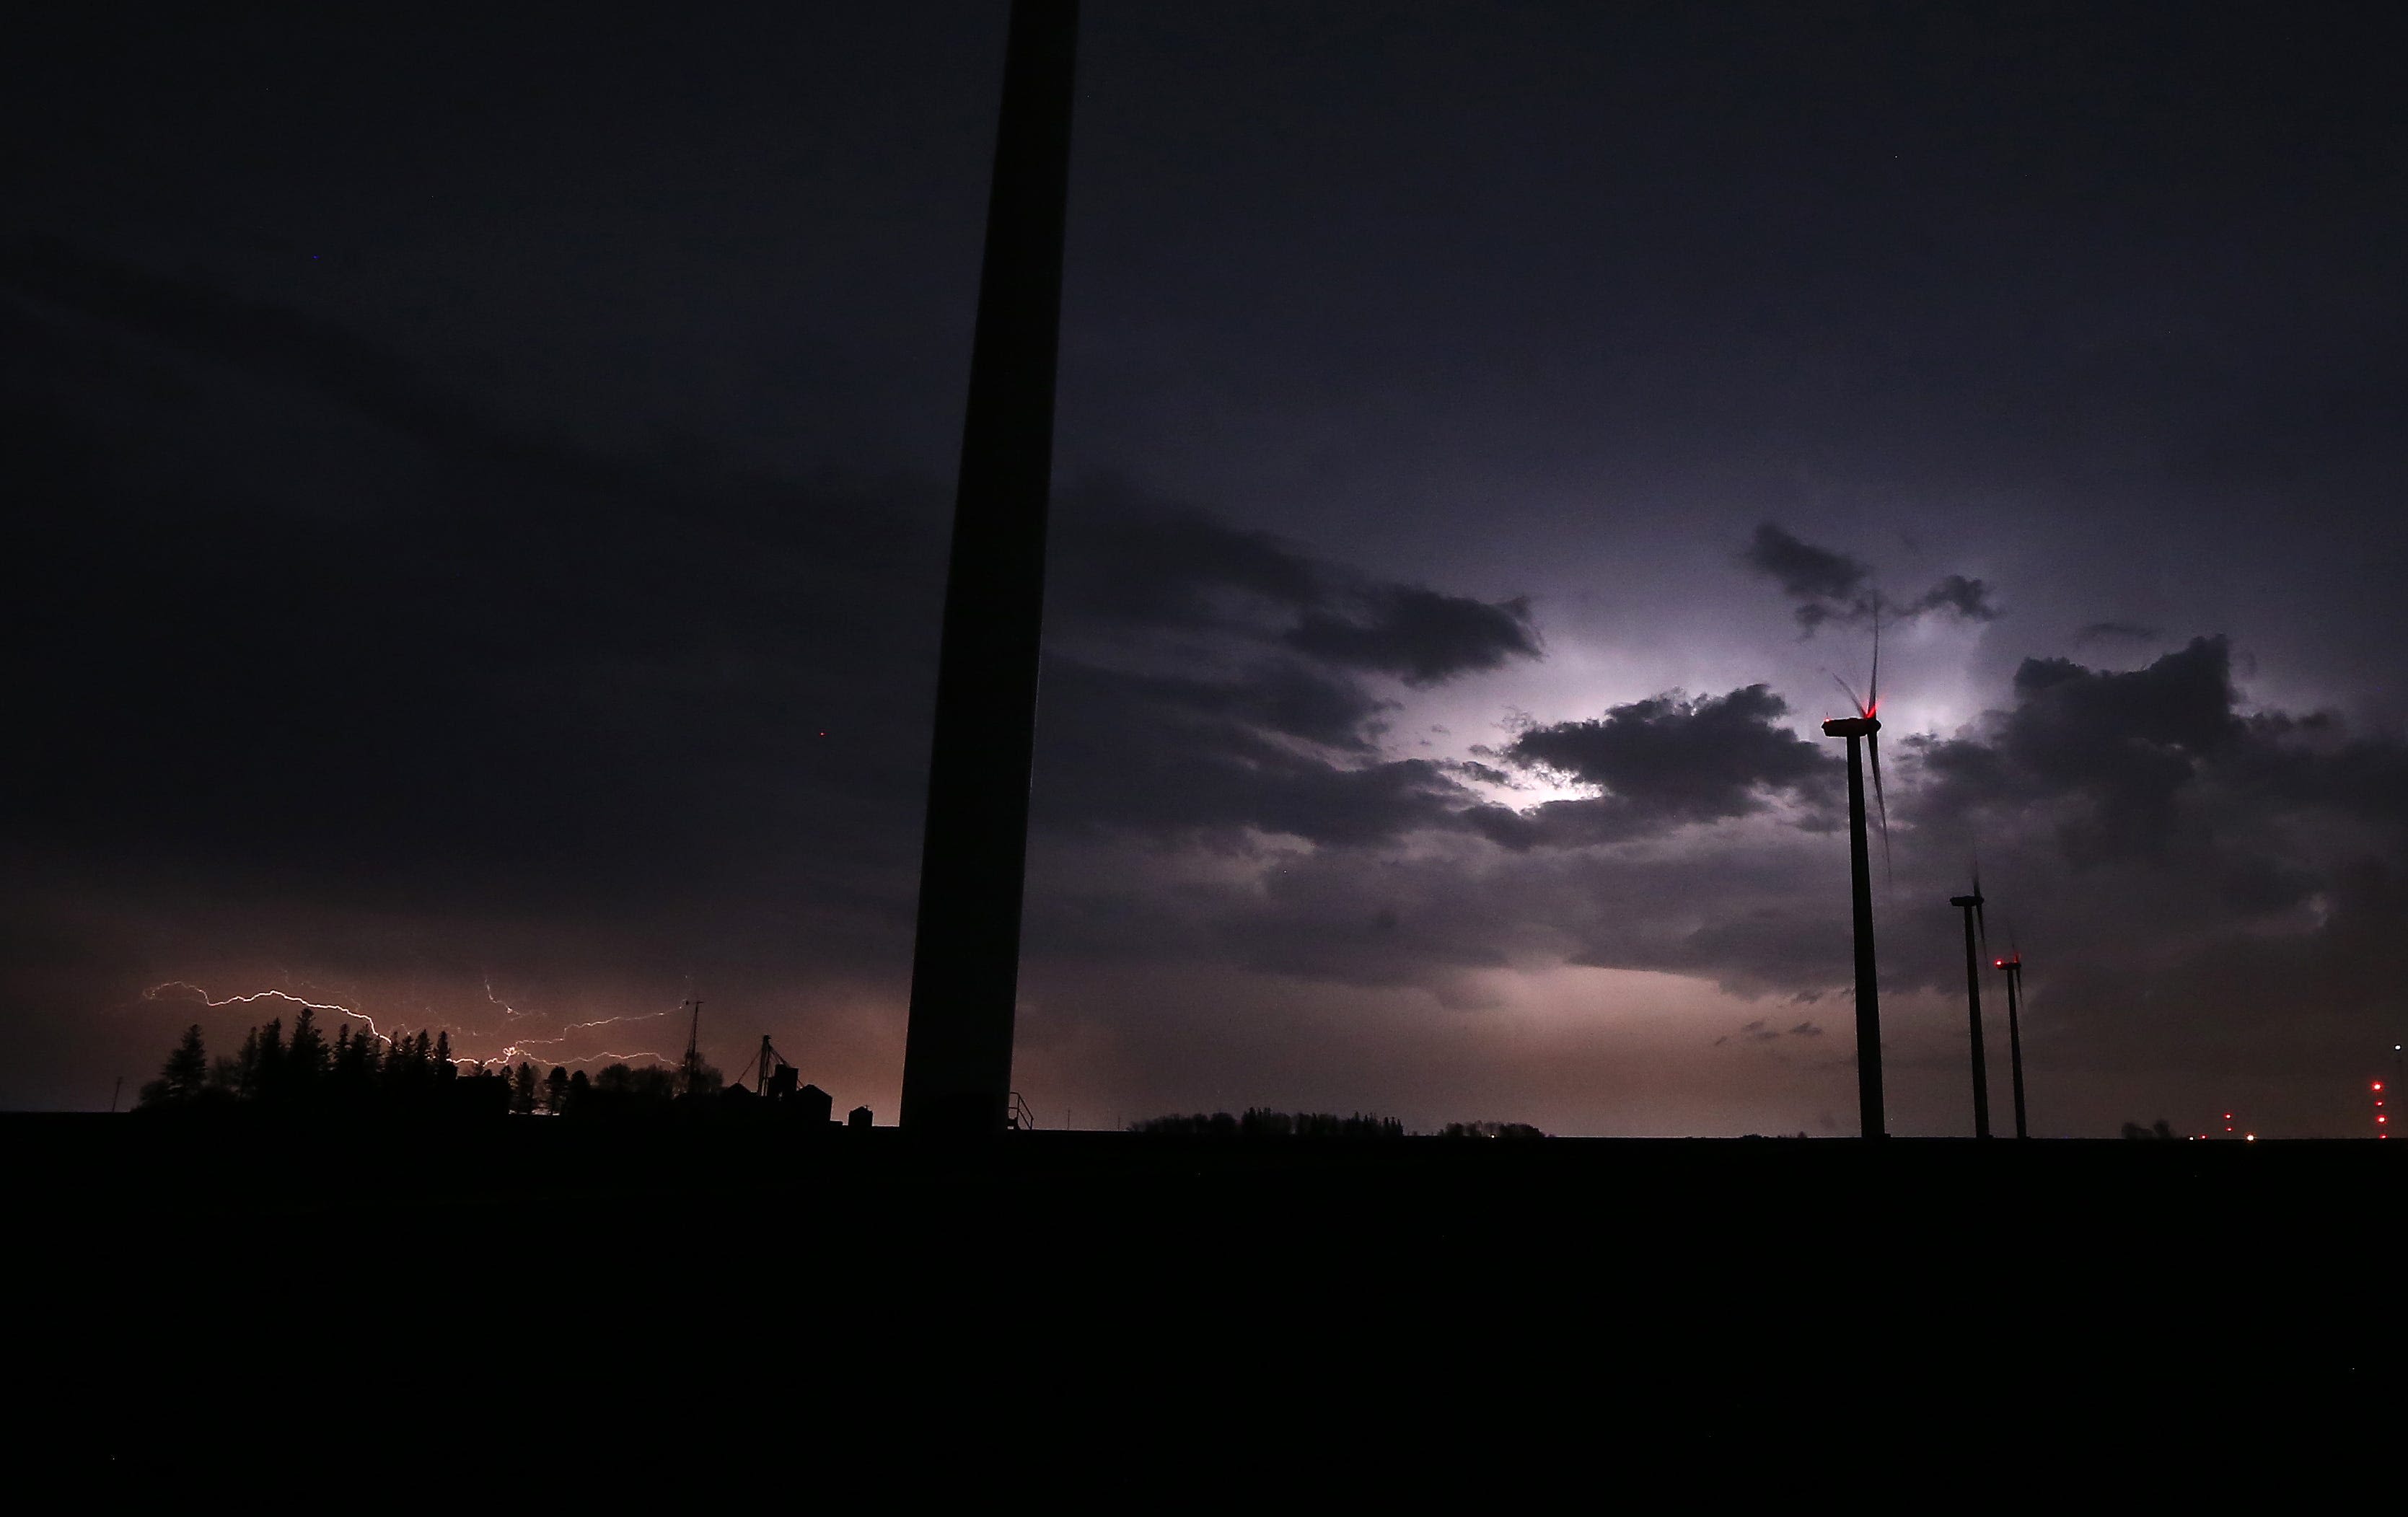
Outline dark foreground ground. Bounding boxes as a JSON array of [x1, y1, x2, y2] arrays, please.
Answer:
[[17, 1114, 2400, 1461]]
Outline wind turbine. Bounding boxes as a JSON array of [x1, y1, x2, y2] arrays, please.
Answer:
[[1822, 620, 1889, 1139], [1995, 936, 2027, 1140], [1948, 868, 1992, 1139]]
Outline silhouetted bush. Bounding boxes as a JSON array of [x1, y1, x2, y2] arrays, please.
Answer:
[[1436, 1121, 1547, 1140], [2121, 1119, 2180, 1140]]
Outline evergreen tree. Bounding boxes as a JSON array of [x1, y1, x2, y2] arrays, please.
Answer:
[[382, 1035, 416, 1093], [136, 1024, 208, 1109], [511, 1062, 537, 1116], [234, 1026, 263, 1099], [433, 1030, 457, 1083], [544, 1066, 569, 1114], [330, 1024, 381, 1101], [287, 1007, 330, 1091], [162, 1024, 208, 1102], [254, 1019, 287, 1103], [566, 1069, 591, 1114]]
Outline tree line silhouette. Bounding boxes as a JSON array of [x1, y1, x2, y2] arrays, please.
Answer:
[[1128, 1109, 1549, 1139], [136, 1024, 1561, 1135], [135, 1016, 718, 1119]]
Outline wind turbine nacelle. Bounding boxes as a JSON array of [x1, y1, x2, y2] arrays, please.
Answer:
[[1822, 716, 1880, 738]]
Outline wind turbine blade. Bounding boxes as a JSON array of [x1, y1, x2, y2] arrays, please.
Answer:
[[1868, 606, 1880, 716], [1831, 672, 1868, 718], [1868, 731, 1892, 883], [1972, 856, 1989, 954]]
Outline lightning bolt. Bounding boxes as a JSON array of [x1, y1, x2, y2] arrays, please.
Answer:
[[145, 981, 393, 1045], [486, 1002, 685, 1065], [151, 984, 693, 1073]]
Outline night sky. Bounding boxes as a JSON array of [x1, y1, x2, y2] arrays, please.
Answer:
[[9, 2, 2406, 1136]]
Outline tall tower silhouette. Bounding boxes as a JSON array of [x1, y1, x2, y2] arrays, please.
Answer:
[[1822, 627, 1888, 1139], [1948, 881, 1992, 1139], [1998, 946, 2027, 1139], [899, 1, 1081, 1135]]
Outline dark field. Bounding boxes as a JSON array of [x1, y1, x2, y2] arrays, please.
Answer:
[[21, 1117, 2397, 1456]]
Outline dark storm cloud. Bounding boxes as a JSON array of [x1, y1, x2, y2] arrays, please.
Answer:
[[1914, 636, 2253, 860], [1032, 660, 1473, 848], [1741, 523, 1868, 604], [1286, 586, 1539, 686], [1032, 487, 1543, 847], [1882, 636, 2408, 1068], [1907, 574, 2000, 623], [1741, 522, 2003, 635], [1047, 492, 1324, 630], [1508, 685, 1827, 806], [1827, 664, 2408, 1138], [1468, 686, 1837, 848], [1050, 488, 1539, 684], [1943, 640, 2385, 892]]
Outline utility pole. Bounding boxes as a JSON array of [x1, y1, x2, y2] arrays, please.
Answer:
[[682, 998, 703, 1096], [900, 0, 1081, 1137]]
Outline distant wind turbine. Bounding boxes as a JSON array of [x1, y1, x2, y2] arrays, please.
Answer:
[[1995, 933, 2028, 1140], [1822, 617, 1890, 1139], [1948, 866, 1993, 1139]]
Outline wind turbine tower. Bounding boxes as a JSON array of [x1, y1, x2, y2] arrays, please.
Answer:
[[1948, 876, 1992, 1138], [1996, 944, 2028, 1140], [1821, 630, 1889, 1140], [898, 0, 1081, 1135]]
